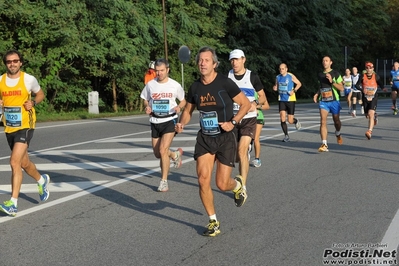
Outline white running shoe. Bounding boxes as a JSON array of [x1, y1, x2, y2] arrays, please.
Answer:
[[157, 180, 168, 192], [295, 119, 301, 130]]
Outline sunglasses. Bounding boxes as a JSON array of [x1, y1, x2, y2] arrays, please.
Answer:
[[5, 59, 20, 64]]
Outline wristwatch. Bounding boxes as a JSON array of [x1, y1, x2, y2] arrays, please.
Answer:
[[32, 100, 36, 106], [231, 119, 237, 125], [254, 100, 259, 105]]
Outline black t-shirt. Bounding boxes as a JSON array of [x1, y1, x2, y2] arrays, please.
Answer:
[[317, 69, 342, 101], [318, 69, 342, 88], [187, 73, 241, 122]]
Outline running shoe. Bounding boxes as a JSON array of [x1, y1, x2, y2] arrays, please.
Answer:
[[318, 144, 329, 152], [361, 107, 364, 115], [351, 110, 356, 117], [252, 159, 262, 168], [202, 219, 220, 237], [157, 180, 169, 192], [38, 174, 50, 202], [394, 108, 398, 115], [282, 135, 290, 142], [233, 175, 247, 207], [173, 148, 183, 169], [365, 130, 372, 140], [336, 134, 343, 145], [0, 200, 17, 217], [295, 119, 301, 130], [374, 113, 378, 126]]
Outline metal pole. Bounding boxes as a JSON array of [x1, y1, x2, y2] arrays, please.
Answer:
[[181, 63, 184, 89], [162, 0, 168, 60], [384, 60, 387, 86]]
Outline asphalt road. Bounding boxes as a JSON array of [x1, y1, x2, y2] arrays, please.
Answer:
[[0, 99, 398, 266]]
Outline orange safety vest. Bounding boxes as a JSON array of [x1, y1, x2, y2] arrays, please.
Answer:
[[144, 69, 156, 85]]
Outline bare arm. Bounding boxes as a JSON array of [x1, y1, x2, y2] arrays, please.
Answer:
[[332, 79, 344, 92], [313, 91, 319, 103], [256, 89, 270, 110], [218, 92, 251, 132], [232, 92, 251, 122], [25, 89, 45, 111], [272, 78, 278, 91], [291, 74, 302, 92], [175, 102, 195, 133], [143, 100, 151, 115], [173, 99, 186, 113]]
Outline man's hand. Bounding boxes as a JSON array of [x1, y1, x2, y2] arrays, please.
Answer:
[[175, 123, 184, 133], [219, 121, 235, 132], [23, 100, 34, 111], [313, 94, 319, 103]]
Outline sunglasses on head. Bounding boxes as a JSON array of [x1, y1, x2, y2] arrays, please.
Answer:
[[5, 59, 20, 64], [366, 66, 373, 69]]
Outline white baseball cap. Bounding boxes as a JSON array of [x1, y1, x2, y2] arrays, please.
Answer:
[[229, 49, 245, 60]]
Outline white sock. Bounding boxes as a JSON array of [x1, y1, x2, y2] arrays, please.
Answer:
[[209, 214, 217, 222], [322, 140, 327, 145], [10, 197, 18, 207], [37, 175, 45, 185], [335, 131, 340, 136], [234, 180, 241, 191]]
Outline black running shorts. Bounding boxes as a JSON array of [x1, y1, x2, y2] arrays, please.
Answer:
[[279, 101, 296, 115], [194, 128, 238, 167], [6, 129, 34, 150], [150, 118, 177, 138], [362, 95, 378, 113]]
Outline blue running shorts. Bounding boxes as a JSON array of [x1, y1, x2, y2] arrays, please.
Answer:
[[319, 101, 341, 115]]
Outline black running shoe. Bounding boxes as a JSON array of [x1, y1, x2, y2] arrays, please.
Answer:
[[233, 175, 247, 207], [202, 220, 220, 237]]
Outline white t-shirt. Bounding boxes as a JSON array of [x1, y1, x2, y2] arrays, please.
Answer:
[[0, 72, 41, 94], [140, 77, 185, 124]]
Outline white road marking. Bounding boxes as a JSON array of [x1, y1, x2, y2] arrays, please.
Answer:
[[369, 210, 399, 265], [0, 157, 195, 171], [0, 181, 109, 195], [0, 166, 182, 223]]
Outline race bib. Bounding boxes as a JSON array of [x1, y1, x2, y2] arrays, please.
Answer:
[[321, 87, 333, 101], [199, 111, 221, 135], [365, 87, 376, 100], [278, 83, 288, 94], [152, 99, 170, 116], [4, 106, 22, 127]]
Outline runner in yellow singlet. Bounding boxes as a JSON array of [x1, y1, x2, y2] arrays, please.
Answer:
[[0, 50, 50, 216]]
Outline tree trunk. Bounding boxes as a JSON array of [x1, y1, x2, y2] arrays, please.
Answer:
[[112, 78, 118, 112]]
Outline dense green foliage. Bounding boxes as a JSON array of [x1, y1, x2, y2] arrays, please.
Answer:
[[0, 0, 397, 112]]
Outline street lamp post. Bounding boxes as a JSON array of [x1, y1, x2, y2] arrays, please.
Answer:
[[162, 0, 168, 60]]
